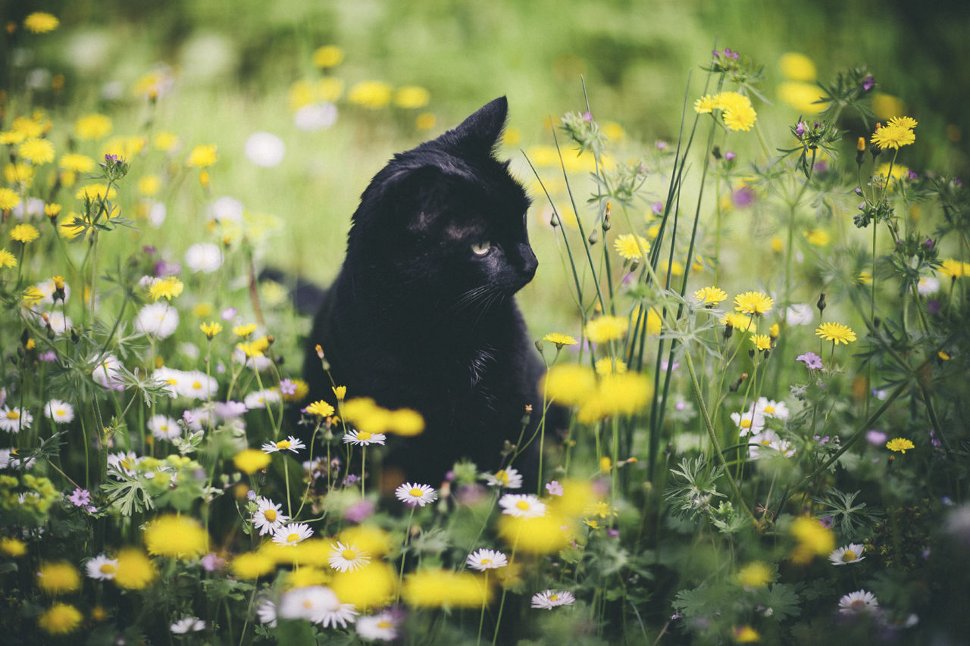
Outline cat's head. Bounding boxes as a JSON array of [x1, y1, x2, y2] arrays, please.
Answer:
[[347, 97, 536, 308]]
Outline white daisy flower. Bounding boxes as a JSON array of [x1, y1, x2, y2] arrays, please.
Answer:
[[245, 131, 286, 168], [753, 397, 789, 421], [244, 388, 281, 410], [342, 429, 386, 446], [278, 586, 340, 623], [145, 199, 167, 227], [328, 542, 370, 572], [185, 243, 224, 273], [917, 276, 940, 296], [170, 616, 206, 633], [317, 603, 358, 629], [748, 431, 796, 459], [730, 409, 765, 436], [829, 543, 866, 566], [785, 303, 814, 325], [43, 400, 75, 424], [92, 353, 125, 390], [0, 406, 33, 432], [107, 451, 140, 477], [394, 483, 438, 507], [176, 371, 219, 400], [148, 414, 181, 441], [262, 436, 306, 454], [151, 367, 183, 398], [484, 467, 523, 489], [531, 589, 576, 609], [273, 522, 313, 547], [256, 599, 278, 627], [499, 494, 546, 518], [34, 277, 71, 305], [356, 611, 398, 642], [209, 196, 244, 224], [46, 311, 72, 336], [838, 589, 879, 615], [253, 496, 288, 536], [85, 554, 119, 580], [466, 548, 508, 571], [294, 103, 338, 132], [233, 347, 273, 371], [135, 302, 179, 339]]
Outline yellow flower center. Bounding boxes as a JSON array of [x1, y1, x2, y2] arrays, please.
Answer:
[[377, 620, 392, 629], [287, 533, 300, 543], [481, 558, 492, 566], [358, 431, 373, 441], [764, 405, 775, 414], [740, 419, 752, 429], [549, 594, 559, 601], [409, 488, 423, 497], [843, 550, 857, 562], [6, 411, 19, 420], [515, 500, 530, 511], [99, 563, 116, 574], [191, 380, 202, 390], [263, 509, 277, 522], [277, 440, 291, 450], [341, 549, 357, 560], [302, 599, 313, 609], [55, 408, 65, 416], [496, 470, 509, 485]]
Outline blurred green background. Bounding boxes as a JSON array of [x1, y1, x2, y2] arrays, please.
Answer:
[[3, 0, 967, 333]]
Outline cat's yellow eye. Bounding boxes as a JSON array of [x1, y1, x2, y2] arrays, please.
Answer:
[[471, 241, 493, 256]]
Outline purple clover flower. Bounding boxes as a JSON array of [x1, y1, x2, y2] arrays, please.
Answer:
[[545, 480, 564, 496], [796, 351, 823, 370], [795, 121, 807, 137], [866, 430, 888, 446], [862, 75, 875, 92], [279, 379, 297, 396], [651, 201, 664, 216], [732, 186, 756, 208], [724, 151, 736, 162]]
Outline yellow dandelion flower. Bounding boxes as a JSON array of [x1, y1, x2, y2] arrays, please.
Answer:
[[24, 12, 60, 33], [777, 83, 825, 114], [613, 233, 650, 260], [723, 103, 758, 132], [148, 276, 183, 301], [75, 183, 117, 202], [17, 138, 55, 164], [153, 131, 179, 152], [38, 603, 83, 635], [888, 116, 918, 130], [734, 291, 773, 316], [138, 175, 161, 196], [10, 223, 40, 244], [144, 515, 208, 559], [394, 86, 431, 110], [11, 116, 45, 138], [331, 562, 396, 610], [284, 379, 310, 402], [594, 357, 627, 376], [694, 286, 728, 307], [114, 549, 157, 590], [576, 372, 652, 422], [734, 625, 761, 643], [312, 45, 344, 68], [37, 562, 81, 595], [769, 323, 780, 338], [584, 315, 628, 344], [736, 561, 772, 588], [0, 537, 27, 556], [74, 114, 113, 141], [0, 130, 26, 145], [233, 323, 257, 338], [542, 332, 578, 348], [305, 400, 335, 418], [715, 91, 753, 113], [498, 514, 574, 555], [230, 552, 275, 579], [234, 448, 271, 474], [4, 163, 34, 186], [602, 121, 626, 142], [22, 286, 45, 305], [938, 258, 966, 279], [804, 228, 830, 247], [541, 364, 597, 406], [871, 123, 915, 150], [100, 136, 146, 161], [200, 321, 222, 339], [0, 249, 17, 269], [886, 437, 915, 454], [0, 188, 20, 210], [187, 144, 218, 168], [721, 311, 753, 331], [348, 81, 392, 109], [790, 516, 835, 564], [779, 52, 817, 81], [338, 525, 393, 558], [332, 385, 347, 400], [815, 322, 856, 345], [317, 77, 345, 102], [59, 153, 96, 173], [387, 408, 425, 436], [403, 569, 491, 608], [694, 95, 718, 114], [415, 112, 437, 131], [751, 334, 772, 351]]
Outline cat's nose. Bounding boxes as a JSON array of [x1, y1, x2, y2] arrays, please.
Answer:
[[517, 245, 538, 281]]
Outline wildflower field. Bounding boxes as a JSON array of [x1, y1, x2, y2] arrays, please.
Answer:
[[2, 3, 970, 645]]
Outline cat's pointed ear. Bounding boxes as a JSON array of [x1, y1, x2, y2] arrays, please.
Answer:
[[450, 96, 508, 153]]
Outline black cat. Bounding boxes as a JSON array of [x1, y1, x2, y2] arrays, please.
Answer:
[[303, 97, 546, 487]]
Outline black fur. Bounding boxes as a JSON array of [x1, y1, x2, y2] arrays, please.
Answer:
[[304, 97, 545, 486]]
